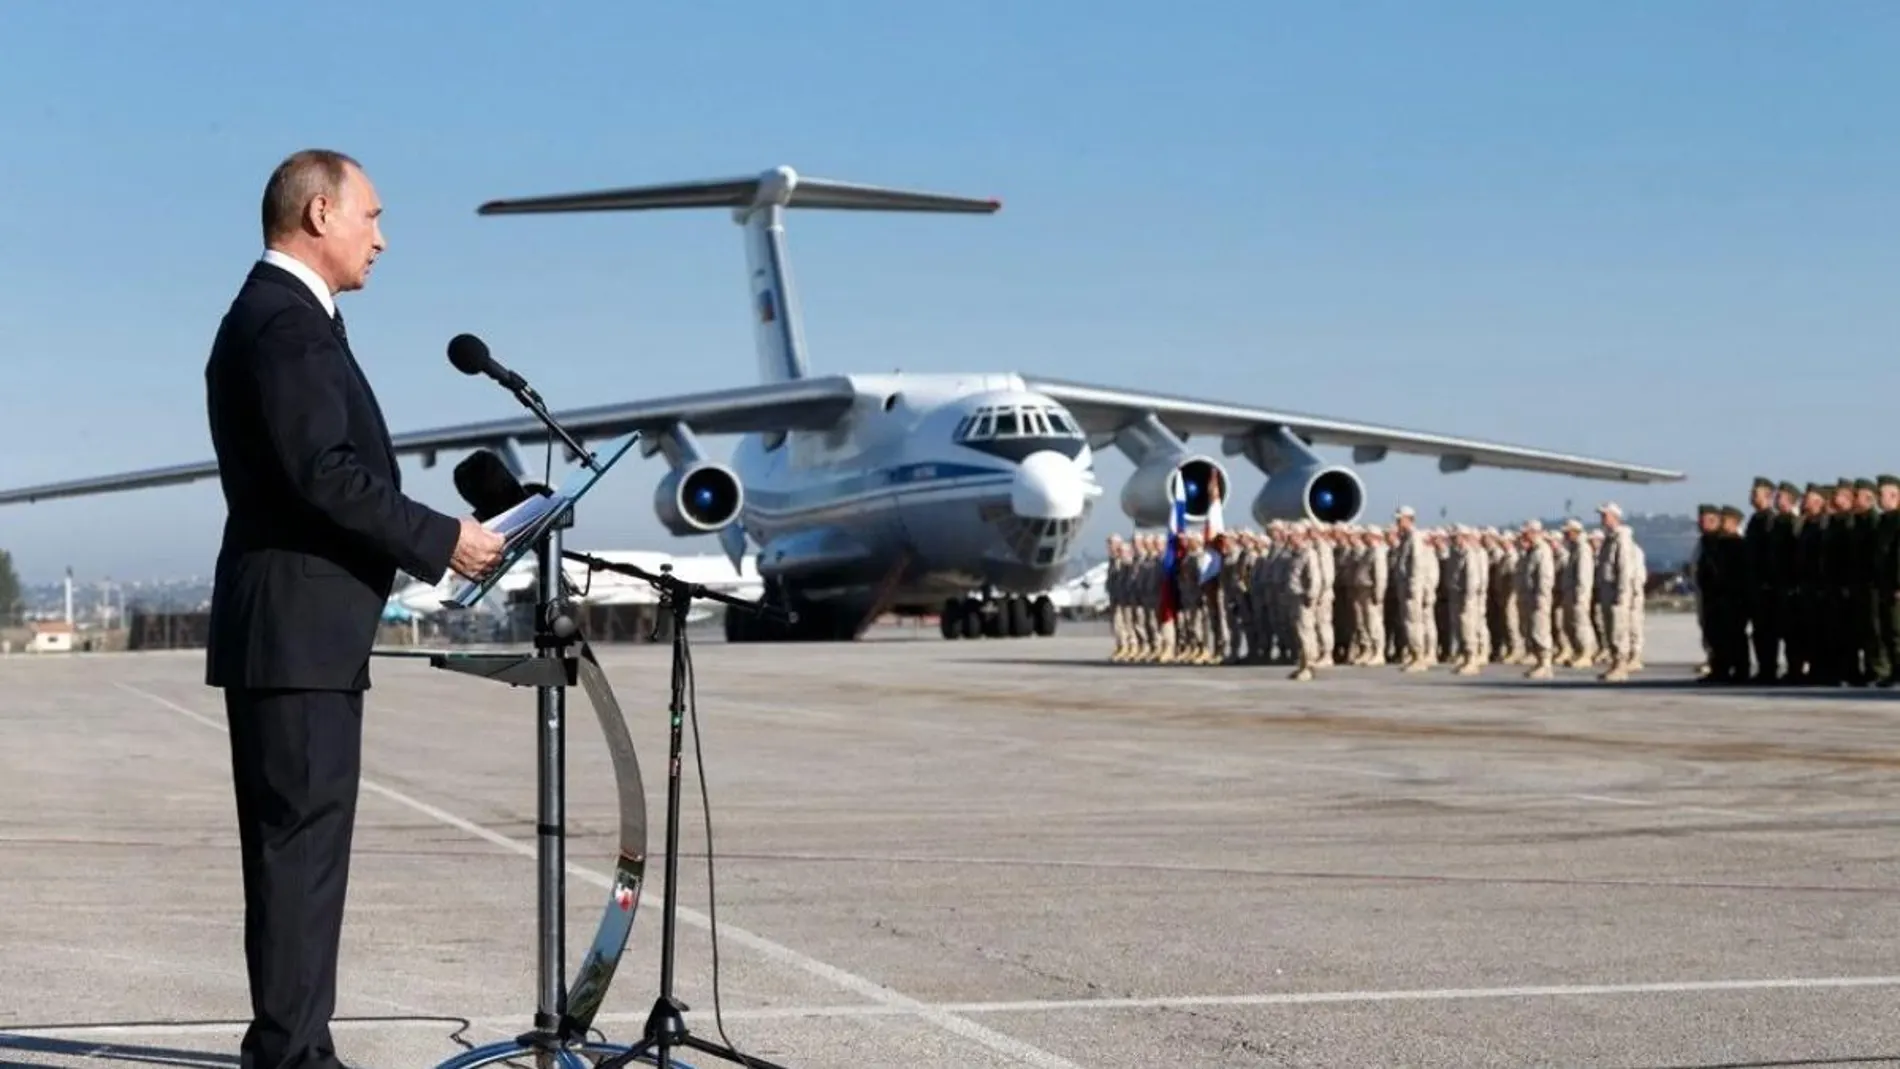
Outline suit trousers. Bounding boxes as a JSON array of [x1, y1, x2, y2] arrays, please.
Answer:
[[225, 687, 364, 1069]]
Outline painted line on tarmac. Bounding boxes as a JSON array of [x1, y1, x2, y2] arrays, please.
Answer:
[[115, 682, 1088, 1069], [23, 972, 1900, 1039], [577, 973, 1900, 1020]]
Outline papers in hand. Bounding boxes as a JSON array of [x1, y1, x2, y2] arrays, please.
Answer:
[[441, 490, 568, 611], [488, 491, 564, 554]]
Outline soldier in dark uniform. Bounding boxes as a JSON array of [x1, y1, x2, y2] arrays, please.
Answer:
[[1742, 477, 1777, 681], [1771, 481, 1802, 682], [1793, 484, 1831, 685], [1824, 479, 1861, 685], [1852, 478, 1882, 685], [1875, 475, 1900, 687], [1705, 506, 1751, 683], [1693, 504, 1720, 673]]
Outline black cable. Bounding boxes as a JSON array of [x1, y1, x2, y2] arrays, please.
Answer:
[[0, 1016, 476, 1051], [683, 617, 763, 1067]]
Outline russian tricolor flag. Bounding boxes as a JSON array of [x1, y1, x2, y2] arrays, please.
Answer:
[[1199, 469, 1226, 585]]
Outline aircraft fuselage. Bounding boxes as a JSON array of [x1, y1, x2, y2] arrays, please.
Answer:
[[729, 371, 1100, 627]]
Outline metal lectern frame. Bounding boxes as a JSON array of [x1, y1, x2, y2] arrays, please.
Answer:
[[376, 432, 673, 1068]]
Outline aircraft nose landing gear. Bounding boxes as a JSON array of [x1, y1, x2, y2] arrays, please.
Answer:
[[940, 593, 1057, 639]]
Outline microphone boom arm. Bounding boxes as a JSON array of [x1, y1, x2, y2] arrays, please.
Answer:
[[515, 384, 605, 475], [563, 550, 793, 625]]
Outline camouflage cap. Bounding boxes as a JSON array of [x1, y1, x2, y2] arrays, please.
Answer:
[[1697, 504, 1718, 516], [1777, 480, 1800, 496], [1752, 476, 1774, 490], [1837, 478, 1856, 492], [1855, 477, 1877, 492], [1805, 483, 1826, 496], [1881, 474, 1900, 489], [1720, 505, 1745, 521]]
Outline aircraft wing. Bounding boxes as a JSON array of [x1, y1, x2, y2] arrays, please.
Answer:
[[0, 376, 858, 506], [1025, 377, 1684, 483]]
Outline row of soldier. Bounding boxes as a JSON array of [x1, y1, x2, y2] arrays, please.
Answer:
[[1695, 476, 1900, 686], [1104, 502, 1649, 681]]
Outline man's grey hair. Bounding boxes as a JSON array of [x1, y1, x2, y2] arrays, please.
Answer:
[[261, 149, 360, 243]]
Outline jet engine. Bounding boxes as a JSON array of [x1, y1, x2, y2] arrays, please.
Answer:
[[1119, 453, 1230, 530], [1250, 462, 1365, 525], [654, 462, 744, 536]]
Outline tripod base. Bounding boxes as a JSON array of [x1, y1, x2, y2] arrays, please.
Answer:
[[594, 996, 792, 1069]]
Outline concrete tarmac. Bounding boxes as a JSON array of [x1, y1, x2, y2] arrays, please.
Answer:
[[6, 612, 1900, 1067]]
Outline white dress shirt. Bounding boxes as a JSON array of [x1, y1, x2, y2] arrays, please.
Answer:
[[260, 248, 336, 319]]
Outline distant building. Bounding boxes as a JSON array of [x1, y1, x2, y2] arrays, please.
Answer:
[[28, 620, 74, 653]]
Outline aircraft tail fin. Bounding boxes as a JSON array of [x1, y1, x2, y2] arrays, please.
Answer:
[[479, 166, 1001, 385]]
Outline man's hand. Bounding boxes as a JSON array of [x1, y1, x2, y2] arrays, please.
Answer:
[[451, 517, 506, 579]]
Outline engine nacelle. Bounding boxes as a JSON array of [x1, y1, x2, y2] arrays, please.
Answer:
[[1250, 462, 1365, 526], [1119, 453, 1230, 529], [654, 463, 744, 536]]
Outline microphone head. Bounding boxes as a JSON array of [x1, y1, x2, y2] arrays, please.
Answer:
[[448, 333, 489, 376]]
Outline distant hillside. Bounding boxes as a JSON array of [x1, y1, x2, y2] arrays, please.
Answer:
[[1533, 512, 1698, 573]]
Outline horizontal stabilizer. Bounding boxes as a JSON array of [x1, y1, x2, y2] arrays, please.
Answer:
[[478, 165, 1001, 218]]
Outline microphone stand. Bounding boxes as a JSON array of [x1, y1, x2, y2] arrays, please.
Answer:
[[415, 364, 656, 1069], [512, 381, 603, 475], [565, 550, 797, 1069]]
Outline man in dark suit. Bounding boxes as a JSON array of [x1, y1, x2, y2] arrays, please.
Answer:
[[204, 148, 504, 1069]]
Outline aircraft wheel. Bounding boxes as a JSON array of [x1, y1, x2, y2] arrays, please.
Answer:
[[982, 606, 1004, 638], [1032, 595, 1058, 636], [960, 598, 983, 639], [941, 599, 962, 640], [1005, 597, 1031, 637]]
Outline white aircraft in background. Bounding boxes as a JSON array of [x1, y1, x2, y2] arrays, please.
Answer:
[[391, 551, 761, 623], [1044, 561, 1110, 619], [0, 165, 1683, 644]]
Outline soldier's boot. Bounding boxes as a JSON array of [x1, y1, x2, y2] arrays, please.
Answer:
[[1455, 656, 1482, 677], [1599, 657, 1629, 683], [1525, 655, 1553, 680], [1403, 655, 1431, 673], [1290, 657, 1314, 682]]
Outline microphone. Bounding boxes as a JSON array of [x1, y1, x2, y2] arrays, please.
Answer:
[[444, 332, 606, 474], [453, 449, 549, 521], [448, 333, 529, 394]]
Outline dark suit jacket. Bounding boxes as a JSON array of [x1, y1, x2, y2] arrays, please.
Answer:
[[204, 260, 460, 691]]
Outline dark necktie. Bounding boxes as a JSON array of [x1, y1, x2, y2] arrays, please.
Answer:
[[331, 309, 348, 347]]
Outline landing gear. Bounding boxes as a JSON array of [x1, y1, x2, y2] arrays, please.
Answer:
[[1031, 595, 1057, 637], [939, 593, 1058, 640]]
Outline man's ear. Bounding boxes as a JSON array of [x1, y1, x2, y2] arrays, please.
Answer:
[[305, 193, 332, 235]]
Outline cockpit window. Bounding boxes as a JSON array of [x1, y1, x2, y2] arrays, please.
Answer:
[[955, 403, 1085, 444]]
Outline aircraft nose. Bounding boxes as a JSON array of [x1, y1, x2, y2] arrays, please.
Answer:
[[1011, 450, 1087, 521]]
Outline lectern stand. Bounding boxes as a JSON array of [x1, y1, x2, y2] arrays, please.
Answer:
[[375, 432, 669, 1068]]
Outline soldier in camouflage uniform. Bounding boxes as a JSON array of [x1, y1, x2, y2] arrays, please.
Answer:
[[1106, 535, 1132, 661], [1518, 520, 1556, 679]]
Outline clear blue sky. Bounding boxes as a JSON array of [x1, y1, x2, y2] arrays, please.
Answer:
[[2, 2, 1896, 584]]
